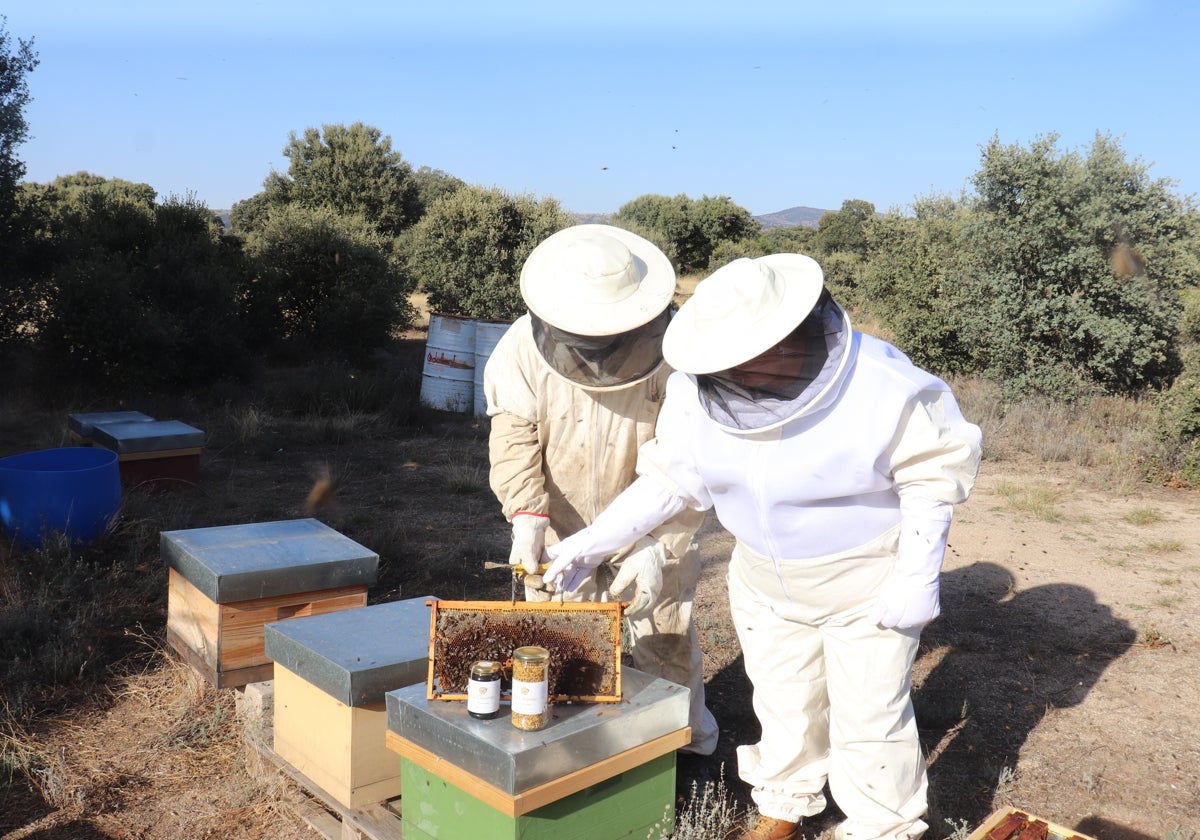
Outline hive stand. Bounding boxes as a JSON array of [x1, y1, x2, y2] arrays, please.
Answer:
[[163, 519, 378, 688]]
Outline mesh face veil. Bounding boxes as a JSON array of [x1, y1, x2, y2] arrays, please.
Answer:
[[530, 306, 672, 389], [696, 290, 847, 431]]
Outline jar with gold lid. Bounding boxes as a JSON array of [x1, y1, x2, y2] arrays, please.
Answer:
[[510, 646, 550, 730]]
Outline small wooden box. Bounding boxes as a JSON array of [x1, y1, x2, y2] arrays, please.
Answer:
[[966, 807, 1099, 840], [92, 419, 204, 490], [265, 598, 434, 809], [66, 410, 155, 445], [163, 519, 379, 688]]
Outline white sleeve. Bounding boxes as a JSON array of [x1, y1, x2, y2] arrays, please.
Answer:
[[891, 388, 982, 505], [634, 373, 712, 510], [546, 475, 688, 563]]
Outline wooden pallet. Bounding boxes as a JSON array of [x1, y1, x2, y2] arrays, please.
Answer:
[[248, 726, 405, 840]]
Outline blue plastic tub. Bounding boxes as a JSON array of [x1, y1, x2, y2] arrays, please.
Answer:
[[0, 447, 123, 546]]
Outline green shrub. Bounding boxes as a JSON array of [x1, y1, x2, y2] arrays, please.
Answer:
[[38, 189, 247, 389], [406, 186, 572, 320], [241, 204, 414, 362], [1155, 374, 1200, 441], [1181, 288, 1200, 345]]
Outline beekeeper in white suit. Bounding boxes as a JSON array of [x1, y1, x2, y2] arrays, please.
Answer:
[[483, 223, 719, 757], [544, 254, 982, 840]]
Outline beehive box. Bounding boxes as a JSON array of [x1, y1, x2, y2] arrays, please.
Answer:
[[264, 597, 435, 809], [92, 419, 204, 489], [66, 410, 155, 445], [966, 807, 1099, 840], [386, 667, 690, 839], [163, 519, 378, 688]]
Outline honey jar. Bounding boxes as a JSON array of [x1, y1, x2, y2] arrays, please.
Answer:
[[510, 645, 550, 730], [467, 660, 502, 720]]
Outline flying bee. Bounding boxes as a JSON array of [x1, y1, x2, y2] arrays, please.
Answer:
[[1109, 242, 1146, 278], [304, 463, 338, 514]]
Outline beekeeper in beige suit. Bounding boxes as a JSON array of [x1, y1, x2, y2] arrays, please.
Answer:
[[483, 224, 719, 757], [544, 254, 982, 840]]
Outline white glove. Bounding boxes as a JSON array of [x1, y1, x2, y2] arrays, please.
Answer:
[[544, 476, 688, 591], [869, 500, 953, 629], [608, 539, 666, 621], [543, 527, 608, 592], [509, 513, 549, 575]]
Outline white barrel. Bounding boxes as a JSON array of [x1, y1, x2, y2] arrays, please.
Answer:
[[473, 319, 514, 417], [419, 313, 477, 412]]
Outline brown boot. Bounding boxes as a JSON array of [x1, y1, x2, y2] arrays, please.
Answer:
[[727, 815, 801, 840]]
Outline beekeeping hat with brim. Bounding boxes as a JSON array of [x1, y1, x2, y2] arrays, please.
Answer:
[[663, 254, 826, 374], [520, 224, 676, 337]]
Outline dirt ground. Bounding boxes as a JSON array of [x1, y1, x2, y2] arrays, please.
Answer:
[[2, 346, 1199, 839], [693, 456, 1200, 839]]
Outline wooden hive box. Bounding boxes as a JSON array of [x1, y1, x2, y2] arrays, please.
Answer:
[[66, 410, 155, 445], [264, 597, 434, 809], [92, 419, 205, 490], [163, 518, 378, 688], [966, 807, 1100, 840], [386, 667, 691, 840]]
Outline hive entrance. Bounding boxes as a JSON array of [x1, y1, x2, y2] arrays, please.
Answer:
[[426, 600, 623, 703]]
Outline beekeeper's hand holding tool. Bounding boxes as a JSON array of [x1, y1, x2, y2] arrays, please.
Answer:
[[508, 512, 549, 575]]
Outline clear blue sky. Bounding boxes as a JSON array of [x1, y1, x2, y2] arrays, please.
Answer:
[[6, 0, 1198, 216]]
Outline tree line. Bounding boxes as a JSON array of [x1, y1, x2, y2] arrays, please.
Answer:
[[0, 19, 1197, 479]]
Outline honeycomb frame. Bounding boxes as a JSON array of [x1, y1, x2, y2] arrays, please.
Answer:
[[425, 599, 623, 703]]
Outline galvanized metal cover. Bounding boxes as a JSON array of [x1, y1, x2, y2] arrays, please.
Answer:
[[385, 667, 689, 794], [161, 518, 379, 603], [93, 419, 204, 453], [67, 411, 155, 437], [264, 597, 435, 706]]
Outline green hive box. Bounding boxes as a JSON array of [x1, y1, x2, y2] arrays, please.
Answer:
[[385, 667, 690, 840], [399, 752, 675, 840]]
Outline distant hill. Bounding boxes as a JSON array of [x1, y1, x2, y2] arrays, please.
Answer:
[[754, 205, 827, 229]]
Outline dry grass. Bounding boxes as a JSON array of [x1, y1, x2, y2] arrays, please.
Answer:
[[666, 768, 748, 839], [993, 480, 1067, 522], [950, 377, 1170, 491]]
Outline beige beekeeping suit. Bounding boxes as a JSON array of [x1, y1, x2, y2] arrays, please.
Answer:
[[484, 313, 718, 754]]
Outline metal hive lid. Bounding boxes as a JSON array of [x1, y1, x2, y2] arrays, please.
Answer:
[[264, 597, 435, 706], [160, 518, 379, 603], [93, 419, 204, 453]]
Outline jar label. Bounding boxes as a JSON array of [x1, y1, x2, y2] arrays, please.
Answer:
[[510, 678, 548, 714], [467, 679, 500, 714]]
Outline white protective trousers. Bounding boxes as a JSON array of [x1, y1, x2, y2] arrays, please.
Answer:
[[728, 530, 928, 840]]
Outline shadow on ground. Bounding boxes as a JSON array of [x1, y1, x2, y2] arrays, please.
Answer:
[[916, 562, 1136, 831]]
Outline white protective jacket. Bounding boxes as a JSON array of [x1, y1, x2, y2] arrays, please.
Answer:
[[637, 325, 981, 561], [484, 314, 703, 559]]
